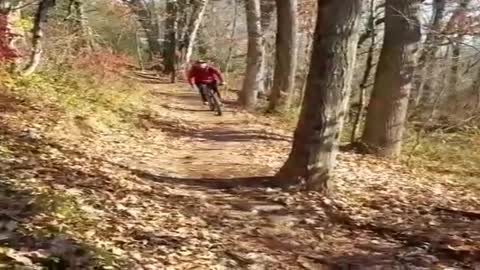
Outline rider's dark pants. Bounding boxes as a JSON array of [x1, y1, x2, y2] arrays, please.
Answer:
[[196, 82, 220, 102]]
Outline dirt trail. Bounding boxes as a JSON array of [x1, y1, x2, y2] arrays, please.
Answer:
[[102, 84, 479, 269], [1, 83, 479, 269], [128, 85, 292, 179]]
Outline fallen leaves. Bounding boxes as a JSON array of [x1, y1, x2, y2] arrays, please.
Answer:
[[0, 83, 478, 269]]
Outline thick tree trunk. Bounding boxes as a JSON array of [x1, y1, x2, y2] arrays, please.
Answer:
[[362, 0, 422, 157], [22, 0, 55, 76], [276, 0, 362, 192], [240, 0, 264, 110], [267, 0, 298, 112], [297, 32, 313, 107], [126, 0, 162, 60], [163, 0, 177, 78], [185, 0, 209, 65]]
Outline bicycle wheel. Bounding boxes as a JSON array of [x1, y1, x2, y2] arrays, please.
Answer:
[[207, 94, 215, 111], [211, 92, 223, 116]]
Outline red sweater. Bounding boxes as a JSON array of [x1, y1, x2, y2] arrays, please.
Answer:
[[187, 66, 224, 85]]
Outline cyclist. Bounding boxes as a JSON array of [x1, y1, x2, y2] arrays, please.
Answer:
[[187, 60, 225, 105]]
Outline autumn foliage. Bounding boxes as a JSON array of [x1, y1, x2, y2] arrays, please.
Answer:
[[0, 14, 19, 61]]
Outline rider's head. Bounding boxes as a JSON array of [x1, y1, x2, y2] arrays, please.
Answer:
[[196, 59, 208, 69]]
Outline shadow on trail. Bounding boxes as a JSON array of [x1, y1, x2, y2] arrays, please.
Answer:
[[111, 162, 280, 190], [163, 105, 237, 114], [113, 163, 480, 268], [137, 115, 291, 143]]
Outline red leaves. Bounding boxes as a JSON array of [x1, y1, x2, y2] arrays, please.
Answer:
[[72, 50, 134, 76], [0, 14, 19, 62]]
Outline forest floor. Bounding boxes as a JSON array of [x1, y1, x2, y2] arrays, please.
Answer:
[[0, 75, 479, 269]]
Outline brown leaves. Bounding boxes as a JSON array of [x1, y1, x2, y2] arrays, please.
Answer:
[[0, 82, 479, 269]]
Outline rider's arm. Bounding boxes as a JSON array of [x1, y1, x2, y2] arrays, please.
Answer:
[[210, 67, 224, 84]]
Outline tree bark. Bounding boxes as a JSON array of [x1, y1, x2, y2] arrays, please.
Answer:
[[414, 0, 446, 107], [351, 0, 376, 143], [184, 0, 209, 65], [260, 0, 275, 31], [469, 65, 480, 110], [223, 0, 238, 78], [267, 0, 298, 112], [416, 0, 471, 108], [163, 0, 177, 78], [126, 0, 162, 60], [447, 40, 461, 103], [240, 0, 264, 110], [297, 31, 313, 107], [67, 0, 95, 50], [362, 0, 422, 157], [22, 0, 55, 76], [177, 0, 189, 60], [276, 0, 362, 192]]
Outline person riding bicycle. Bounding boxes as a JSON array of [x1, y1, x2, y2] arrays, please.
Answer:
[[187, 60, 225, 105]]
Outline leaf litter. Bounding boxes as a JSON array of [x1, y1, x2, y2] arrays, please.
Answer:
[[0, 83, 478, 269]]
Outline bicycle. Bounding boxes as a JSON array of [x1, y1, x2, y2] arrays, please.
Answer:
[[198, 83, 223, 116]]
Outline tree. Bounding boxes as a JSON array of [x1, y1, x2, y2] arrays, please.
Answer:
[[163, 0, 177, 81], [276, 0, 362, 192], [267, 0, 298, 112], [351, 0, 377, 143], [223, 0, 239, 78], [66, 0, 96, 50], [414, 0, 446, 107], [446, 0, 471, 106], [361, 0, 422, 157], [124, 0, 162, 60], [184, 0, 209, 65], [22, 0, 56, 76], [240, 0, 264, 110]]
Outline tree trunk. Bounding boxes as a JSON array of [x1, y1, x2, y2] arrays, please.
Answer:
[[176, 0, 189, 60], [447, 40, 461, 102], [362, 0, 422, 157], [260, 0, 275, 31], [258, 0, 274, 96], [163, 0, 177, 78], [469, 65, 480, 110], [126, 0, 162, 60], [22, 0, 55, 76], [351, 0, 376, 144], [414, 0, 446, 107], [267, 0, 298, 112], [297, 32, 313, 107], [185, 0, 209, 65], [135, 26, 144, 70], [276, 0, 362, 192], [223, 0, 238, 78], [416, 0, 471, 109], [67, 0, 95, 50], [240, 0, 264, 110]]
